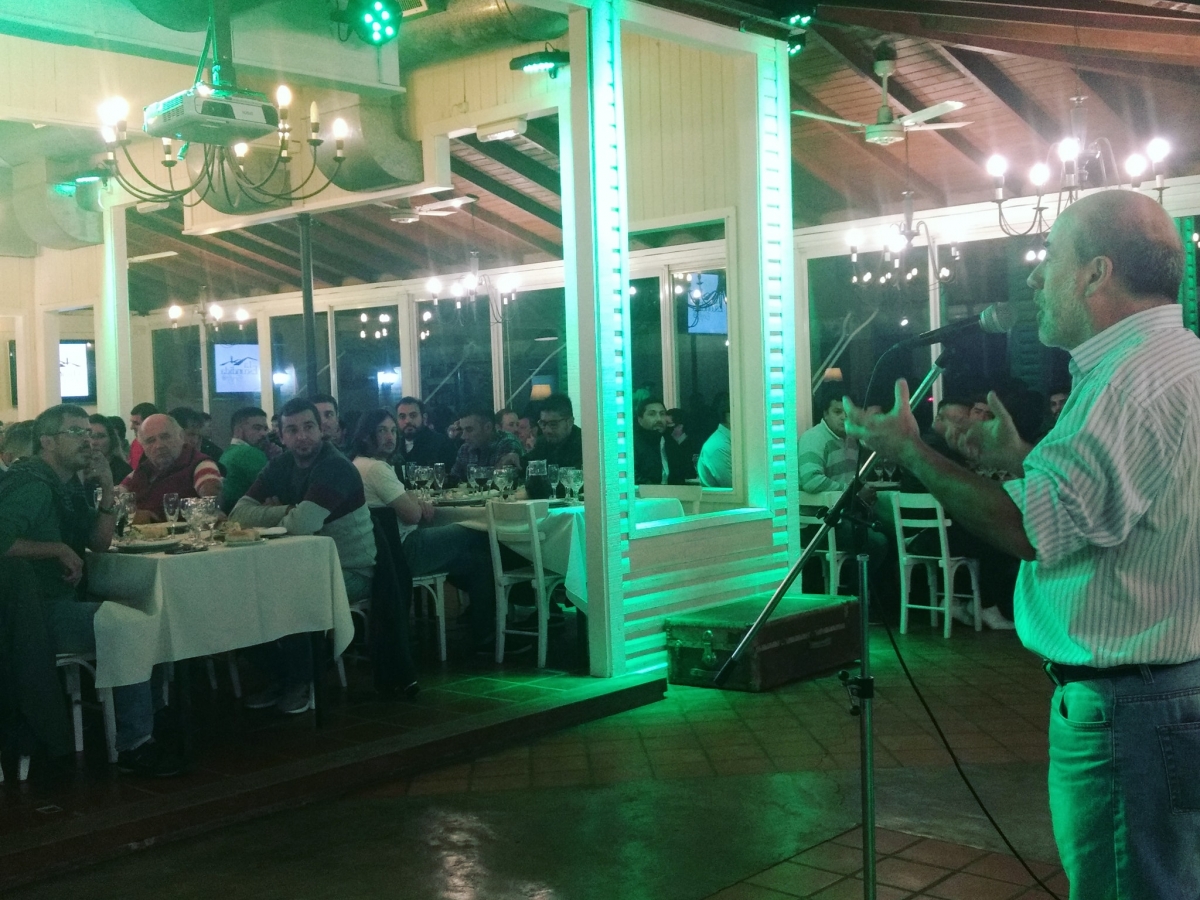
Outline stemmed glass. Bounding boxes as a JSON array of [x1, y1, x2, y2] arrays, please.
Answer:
[[473, 465, 492, 495], [562, 468, 582, 503], [163, 492, 181, 530], [546, 464, 560, 499], [432, 463, 446, 495], [114, 490, 136, 539], [198, 496, 220, 544], [181, 498, 205, 547], [415, 466, 433, 500], [492, 466, 511, 500]]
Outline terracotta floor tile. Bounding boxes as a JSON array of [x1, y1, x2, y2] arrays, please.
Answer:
[[791, 840, 867, 875], [808, 878, 911, 900], [641, 735, 703, 752], [468, 773, 531, 792], [470, 758, 530, 778], [897, 838, 988, 869], [702, 882, 800, 900], [651, 760, 717, 779], [529, 740, 588, 758], [832, 827, 922, 854], [963, 853, 1059, 886], [589, 765, 653, 784], [746, 861, 844, 897], [532, 753, 588, 772], [873, 857, 951, 892], [711, 756, 775, 776], [531, 769, 592, 789], [646, 748, 708, 765], [768, 753, 829, 772], [706, 742, 769, 760], [925, 872, 1027, 900], [407, 777, 470, 795]]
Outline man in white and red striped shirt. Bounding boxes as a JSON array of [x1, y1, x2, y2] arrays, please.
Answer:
[[846, 189, 1200, 899], [122, 414, 222, 523]]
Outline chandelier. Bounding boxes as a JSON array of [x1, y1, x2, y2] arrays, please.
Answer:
[[985, 96, 1170, 237], [844, 191, 960, 288], [167, 300, 251, 331], [94, 8, 346, 208], [419, 252, 523, 341]]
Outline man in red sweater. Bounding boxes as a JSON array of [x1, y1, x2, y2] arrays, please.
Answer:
[[121, 414, 221, 523]]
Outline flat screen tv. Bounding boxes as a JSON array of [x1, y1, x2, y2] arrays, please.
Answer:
[[213, 344, 260, 394], [58, 340, 96, 404]]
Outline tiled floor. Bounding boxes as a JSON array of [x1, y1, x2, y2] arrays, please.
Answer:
[[705, 827, 1067, 899]]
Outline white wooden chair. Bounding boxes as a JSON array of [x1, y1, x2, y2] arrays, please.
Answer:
[[886, 492, 982, 638], [413, 572, 449, 662], [486, 500, 565, 668], [797, 491, 853, 594], [56, 653, 117, 763], [636, 484, 702, 515]]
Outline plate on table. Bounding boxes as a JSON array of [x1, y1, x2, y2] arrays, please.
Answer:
[[223, 537, 268, 547], [260, 526, 288, 538], [434, 496, 486, 508], [114, 538, 181, 554]]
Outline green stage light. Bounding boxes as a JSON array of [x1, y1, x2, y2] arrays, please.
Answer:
[[509, 49, 571, 78], [788, 33, 807, 56], [335, 0, 402, 46]]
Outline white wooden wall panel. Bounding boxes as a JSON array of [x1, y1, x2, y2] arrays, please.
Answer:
[[622, 31, 739, 224]]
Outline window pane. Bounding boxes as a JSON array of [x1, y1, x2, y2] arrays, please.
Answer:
[[270, 313, 329, 406], [629, 276, 662, 400], [673, 268, 729, 439], [334, 306, 402, 416], [501, 288, 567, 414], [153, 325, 203, 412], [207, 322, 261, 447], [418, 301, 492, 418]]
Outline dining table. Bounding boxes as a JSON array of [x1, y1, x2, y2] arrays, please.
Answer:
[[87, 534, 356, 691], [430, 496, 685, 610]]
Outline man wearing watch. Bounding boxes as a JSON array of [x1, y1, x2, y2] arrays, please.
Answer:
[[0, 404, 181, 777]]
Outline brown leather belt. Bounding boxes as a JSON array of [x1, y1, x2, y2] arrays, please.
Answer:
[[1043, 661, 1180, 686]]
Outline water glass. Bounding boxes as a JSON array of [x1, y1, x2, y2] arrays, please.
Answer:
[[415, 466, 433, 499], [473, 465, 491, 494], [93, 485, 104, 510], [163, 492, 181, 527], [404, 463, 417, 488], [492, 466, 511, 500], [432, 463, 446, 494], [181, 497, 205, 547], [546, 465, 560, 498]]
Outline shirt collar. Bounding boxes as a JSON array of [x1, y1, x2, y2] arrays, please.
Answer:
[[1069, 305, 1183, 379], [230, 438, 247, 446]]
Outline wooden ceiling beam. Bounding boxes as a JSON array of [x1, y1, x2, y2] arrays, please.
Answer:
[[789, 79, 948, 206], [464, 205, 563, 258], [449, 158, 563, 229], [388, 206, 537, 266], [229, 224, 374, 284], [932, 45, 1061, 146], [319, 211, 460, 272], [810, 26, 987, 171], [127, 218, 308, 289], [815, 4, 1200, 69], [522, 118, 561, 158], [1073, 70, 1154, 139], [456, 136, 561, 196]]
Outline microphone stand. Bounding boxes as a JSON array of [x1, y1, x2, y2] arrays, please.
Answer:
[[713, 348, 953, 900]]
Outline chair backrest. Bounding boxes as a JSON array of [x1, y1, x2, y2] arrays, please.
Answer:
[[886, 491, 952, 562], [797, 491, 844, 556], [637, 484, 702, 515], [486, 500, 553, 581]]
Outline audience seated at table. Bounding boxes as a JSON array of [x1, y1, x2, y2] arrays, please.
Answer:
[[525, 393, 583, 470], [494, 408, 520, 438], [229, 398, 376, 714], [218, 406, 272, 513], [0, 404, 179, 777], [516, 411, 537, 452], [450, 409, 524, 484], [351, 409, 500, 652], [632, 396, 690, 485], [0, 419, 34, 478], [665, 407, 699, 477], [697, 398, 731, 488], [127, 402, 157, 471], [122, 414, 222, 523], [87, 414, 132, 487], [391, 396, 458, 470], [311, 393, 345, 449]]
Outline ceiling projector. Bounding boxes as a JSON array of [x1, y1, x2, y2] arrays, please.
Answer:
[[143, 84, 280, 144]]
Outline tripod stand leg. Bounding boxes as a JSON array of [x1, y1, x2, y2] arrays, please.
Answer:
[[857, 554, 876, 900]]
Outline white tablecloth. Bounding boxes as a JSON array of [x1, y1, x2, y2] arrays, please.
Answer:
[[431, 497, 684, 611], [87, 536, 355, 688]]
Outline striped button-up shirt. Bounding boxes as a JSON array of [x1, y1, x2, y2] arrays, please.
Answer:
[[1003, 305, 1200, 666], [797, 420, 858, 493]]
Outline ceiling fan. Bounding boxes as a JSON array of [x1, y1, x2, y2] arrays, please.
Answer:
[[376, 194, 478, 224], [793, 42, 970, 146]]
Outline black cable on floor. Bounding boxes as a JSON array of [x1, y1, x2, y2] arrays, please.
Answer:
[[875, 620, 1063, 900]]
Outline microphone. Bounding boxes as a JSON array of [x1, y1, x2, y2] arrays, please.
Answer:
[[895, 303, 1017, 348]]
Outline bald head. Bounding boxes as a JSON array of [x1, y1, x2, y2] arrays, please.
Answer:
[[1062, 190, 1183, 302], [139, 414, 184, 471]]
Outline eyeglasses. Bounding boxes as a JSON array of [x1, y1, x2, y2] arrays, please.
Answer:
[[539, 418, 565, 428], [52, 427, 91, 438]]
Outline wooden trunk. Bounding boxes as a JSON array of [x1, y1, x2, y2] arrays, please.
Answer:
[[665, 593, 860, 692]]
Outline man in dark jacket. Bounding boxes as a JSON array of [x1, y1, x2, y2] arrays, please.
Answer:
[[391, 397, 457, 472], [633, 397, 689, 485], [526, 393, 583, 469], [0, 404, 179, 776]]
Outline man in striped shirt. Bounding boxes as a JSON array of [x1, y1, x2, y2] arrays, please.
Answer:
[[122, 414, 222, 523], [845, 189, 1200, 899], [797, 384, 859, 494]]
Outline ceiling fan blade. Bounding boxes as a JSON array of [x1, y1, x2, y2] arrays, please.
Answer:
[[791, 109, 867, 129], [897, 100, 965, 127], [906, 121, 972, 131]]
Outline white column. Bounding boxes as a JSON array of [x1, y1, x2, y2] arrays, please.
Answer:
[[567, 0, 632, 677], [95, 205, 134, 415], [257, 310, 275, 418], [490, 310, 505, 410], [399, 291, 420, 402]]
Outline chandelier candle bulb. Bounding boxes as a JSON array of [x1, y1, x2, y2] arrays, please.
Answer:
[[309, 102, 320, 145]]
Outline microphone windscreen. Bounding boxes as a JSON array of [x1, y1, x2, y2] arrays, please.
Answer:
[[980, 303, 1017, 334]]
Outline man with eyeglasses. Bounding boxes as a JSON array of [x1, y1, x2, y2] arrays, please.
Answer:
[[0, 405, 180, 776], [526, 394, 583, 470]]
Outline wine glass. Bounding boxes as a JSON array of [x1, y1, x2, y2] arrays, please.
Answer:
[[546, 465, 560, 500], [198, 496, 220, 544], [93, 485, 104, 510], [114, 490, 135, 539], [181, 497, 205, 547], [416, 466, 434, 500], [432, 463, 446, 495], [492, 466, 510, 500], [473, 465, 492, 495], [404, 463, 417, 489], [562, 468, 581, 503], [163, 492, 181, 529]]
